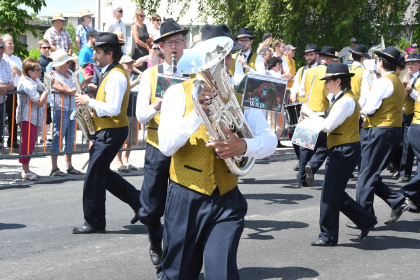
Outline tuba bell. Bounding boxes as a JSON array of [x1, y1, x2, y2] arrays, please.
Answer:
[[177, 36, 255, 177], [70, 70, 96, 140]]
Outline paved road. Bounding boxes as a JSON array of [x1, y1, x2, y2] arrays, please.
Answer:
[[1, 155, 419, 280]]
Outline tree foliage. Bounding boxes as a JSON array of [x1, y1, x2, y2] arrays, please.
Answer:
[[0, 0, 46, 58], [134, 0, 419, 63]]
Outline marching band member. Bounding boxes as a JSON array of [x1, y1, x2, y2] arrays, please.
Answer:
[[135, 19, 189, 265], [348, 47, 409, 230], [289, 44, 319, 170], [301, 63, 377, 246], [229, 28, 265, 85], [401, 56, 420, 212], [348, 44, 370, 101], [297, 46, 337, 187], [396, 54, 420, 183], [72, 32, 141, 234], [157, 24, 277, 280]]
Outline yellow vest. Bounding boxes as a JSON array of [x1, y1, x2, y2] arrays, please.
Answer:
[[304, 65, 329, 113], [349, 64, 364, 100], [169, 79, 239, 196], [403, 76, 420, 116], [363, 73, 404, 128], [93, 64, 129, 131], [327, 91, 361, 149], [295, 66, 306, 102], [285, 57, 296, 88], [228, 52, 258, 76], [146, 65, 162, 149], [413, 94, 420, 124]]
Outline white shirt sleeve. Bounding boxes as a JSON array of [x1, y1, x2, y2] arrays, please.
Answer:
[[135, 68, 159, 123], [362, 72, 394, 115], [158, 83, 278, 159], [290, 68, 301, 98], [309, 95, 355, 132], [298, 69, 307, 98], [89, 70, 127, 117], [254, 54, 266, 74], [359, 69, 373, 107]]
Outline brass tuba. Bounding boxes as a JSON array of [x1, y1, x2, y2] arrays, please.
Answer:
[[70, 70, 96, 140], [177, 36, 255, 177]]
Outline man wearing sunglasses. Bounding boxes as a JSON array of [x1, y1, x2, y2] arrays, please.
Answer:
[[43, 13, 74, 56], [136, 19, 189, 266], [104, 6, 126, 52]]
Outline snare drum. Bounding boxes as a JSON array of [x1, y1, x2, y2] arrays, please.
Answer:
[[284, 102, 302, 127]]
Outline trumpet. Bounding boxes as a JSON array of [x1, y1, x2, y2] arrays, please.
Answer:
[[178, 36, 255, 177]]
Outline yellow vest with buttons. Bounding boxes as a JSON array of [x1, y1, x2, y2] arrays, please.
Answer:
[[413, 94, 420, 124], [228, 52, 258, 76], [94, 64, 129, 131], [363, 73, 404, 128], [304, 65, 329, 113], [327, 91, 361, 149], [169, 79, 239, 196], [349, 64, 364, 100], [403, 76, 420, 116], [146, 65, 162, 149]]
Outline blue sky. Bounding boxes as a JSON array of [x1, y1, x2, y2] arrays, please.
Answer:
[[24, 0, 97, 16]]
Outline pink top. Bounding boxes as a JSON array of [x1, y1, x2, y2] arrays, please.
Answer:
[[146, 56, 162, 69]]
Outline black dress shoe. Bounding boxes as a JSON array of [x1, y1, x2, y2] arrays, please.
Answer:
[[405, 197, 420, 213], [357, 228, 370, 240], [384, 201, 409, 225], [310, 239, 336, 246], [130, 205, 141, 224], [392, 171, 400, 179], [293, 164, 300, 171], [149, 245, 163, 265], [398, 175, 410, 183], [345, 222, 374, 230], [71, 225, 105, 234], [305, 166, 314, 186]]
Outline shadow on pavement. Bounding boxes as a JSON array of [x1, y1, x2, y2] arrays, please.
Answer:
[[0, 222, 26, 231], [243, 193, 313, 205], [244, 220, 308, 240], [341, 234, 420, 250], [0, 184, 32, 190], [105, 224, 148, 235]]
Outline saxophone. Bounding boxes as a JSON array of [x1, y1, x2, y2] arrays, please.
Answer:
[[177, 36, 255, 177], [70, 70, 96, 140]]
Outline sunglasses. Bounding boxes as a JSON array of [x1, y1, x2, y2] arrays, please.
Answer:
[[41, 46, 51, 50], [152, 47, 160, 50], [155, 19, 161, 22], [116, 10, 123, 13], [137, 15, 146, 17]]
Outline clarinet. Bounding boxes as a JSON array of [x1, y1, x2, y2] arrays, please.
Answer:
[[171, 52, 176, 74]]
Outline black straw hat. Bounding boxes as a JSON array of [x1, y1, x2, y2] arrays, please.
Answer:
[[405, 53, 420, 62], [349, 44, 369, 58], [201, 24, 244, 52], [95, 32, 124, 47], [154, 19, 189, 43], [236, 28, 255, 40], [320, 63, 355, 80], [302, 44, 319, 55], [374, 46, 401, 65], [318, 46, 338, 59]]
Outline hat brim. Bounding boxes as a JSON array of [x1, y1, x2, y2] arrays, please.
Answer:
[[317, 51, 339, 59], [302, 49, 319, 56], [374, 50, 400, 64], [320, 73, 355, 80], [235, 34, 255, 40], [79, 13, 94, 18], [95, 41, 125, 47], [154, 29, 189, 43], [52, 18, 66, 22], [405, 58, 420, 62], [349, 50, 370, 58], [52, 57, 73, 68]]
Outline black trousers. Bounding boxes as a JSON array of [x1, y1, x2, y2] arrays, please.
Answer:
[[288, 126, 300, 159], [297, 131, 328, 184], [82, 126, 141, 229], [158, 182, 247, 280], [356, 127, 405, 216], [138, 143, 171, 247], [399, 113, 415, 177], [401, 124, 420, 205], [5, 94, 18, 145], [318, 142, 376, 244]]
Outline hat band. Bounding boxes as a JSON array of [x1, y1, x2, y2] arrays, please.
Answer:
[[237, 34, 252, 38], [161, 30, 183, 38], [305, 49, 315, 52], [325, 73, 349, 77]]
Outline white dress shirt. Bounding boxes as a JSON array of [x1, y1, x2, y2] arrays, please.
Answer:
[[136, 61, 183, 123], [358, 68, 374, 108], [408, 71, 419, 101], [3, 53, 22, 87], [233, 49, 266, 86], [104, 18, 127, 52], [361, 71, 395, 115], [309, 91, 356, 133], [158, 82, 278, 159], [88, 63, 127, 117], [291, 62, 318, 99]]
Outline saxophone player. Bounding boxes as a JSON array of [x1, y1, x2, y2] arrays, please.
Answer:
[[157, 24, 277, 280], [72, 32, 141, 234], [135, 19, 189, 266]]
